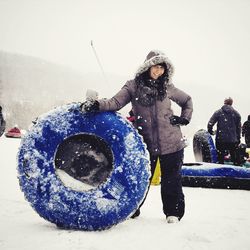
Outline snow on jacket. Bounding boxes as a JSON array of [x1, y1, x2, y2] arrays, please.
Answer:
[[207, 104, 241, 143], [98, 50, 193, 155]]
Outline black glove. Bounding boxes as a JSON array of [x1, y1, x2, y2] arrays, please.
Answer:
[[80, 100, 99, 112], [169, 115, 189, 126]]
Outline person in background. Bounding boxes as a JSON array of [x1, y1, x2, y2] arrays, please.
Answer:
[[207, 97, 241, 165], [242, 115, 250, 148], [81, 50, 193, 223], [0, 105, 6, 137]]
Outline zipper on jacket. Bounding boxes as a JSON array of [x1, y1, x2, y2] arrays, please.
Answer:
[[151, 102, 161, 154], [155, 101, 161, 154]]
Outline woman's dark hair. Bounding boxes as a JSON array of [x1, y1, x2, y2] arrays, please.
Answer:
[[135, 63, 169, 102]]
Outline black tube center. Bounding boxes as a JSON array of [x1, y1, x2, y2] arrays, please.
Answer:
[[55, 133, 114, 188]]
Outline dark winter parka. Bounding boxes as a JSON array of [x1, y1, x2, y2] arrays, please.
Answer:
[[0, 106, 6, 137], [98, 50, 193, 155], [242, 115, 250, 137], [207, 104, 241, 143]]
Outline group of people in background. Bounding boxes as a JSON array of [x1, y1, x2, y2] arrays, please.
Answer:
[[207, 97, 250, 165]]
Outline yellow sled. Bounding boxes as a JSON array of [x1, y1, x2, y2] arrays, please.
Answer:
[[151, 158, 161, 185]]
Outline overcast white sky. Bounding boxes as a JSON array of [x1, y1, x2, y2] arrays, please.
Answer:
[[0, 0, 250, 121]]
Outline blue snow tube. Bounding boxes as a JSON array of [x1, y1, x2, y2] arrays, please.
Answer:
[[182, 162, 250, 190], [17, 103, 150, 231], [193, 129, 217, 163]]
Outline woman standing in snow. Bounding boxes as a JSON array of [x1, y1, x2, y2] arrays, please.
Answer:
[[82, 50, 193, 223]]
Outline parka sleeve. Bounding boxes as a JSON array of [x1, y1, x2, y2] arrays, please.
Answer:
[[207, 112, 218, 132], [168, 84, 193, 121], [98, 81, 133, 111], [235, 111, 241, 142]]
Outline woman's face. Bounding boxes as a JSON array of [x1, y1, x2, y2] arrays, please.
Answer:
[[149, 65, 165, 80]]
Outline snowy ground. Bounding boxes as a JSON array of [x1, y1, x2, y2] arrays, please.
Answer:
[[1, 136, 250, 250]]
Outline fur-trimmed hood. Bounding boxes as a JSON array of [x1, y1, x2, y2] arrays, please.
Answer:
[[135, 50, 174, 83]]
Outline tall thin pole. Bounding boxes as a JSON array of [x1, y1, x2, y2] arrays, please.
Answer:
[[90, 40, 109, 85]]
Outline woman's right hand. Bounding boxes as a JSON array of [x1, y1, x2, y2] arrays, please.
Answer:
[[80, 100, 99, 112]]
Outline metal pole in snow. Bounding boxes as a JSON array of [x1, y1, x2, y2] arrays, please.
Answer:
[[90, 40, 109, 85]]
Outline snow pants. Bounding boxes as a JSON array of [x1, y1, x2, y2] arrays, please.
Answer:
[[137, 149, 185, 220], [216, 141, 241, 165]]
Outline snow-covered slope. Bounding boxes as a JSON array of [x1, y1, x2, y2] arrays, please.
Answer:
[[0, 136, 250, 250]]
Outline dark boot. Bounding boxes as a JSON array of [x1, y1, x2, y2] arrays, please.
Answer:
[[130, 209, 140, 219]]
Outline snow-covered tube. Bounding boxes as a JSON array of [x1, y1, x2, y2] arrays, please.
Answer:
[[182, 162, 250, 190], [17, 103, 150, 231], [193, 129, 217, 163]]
